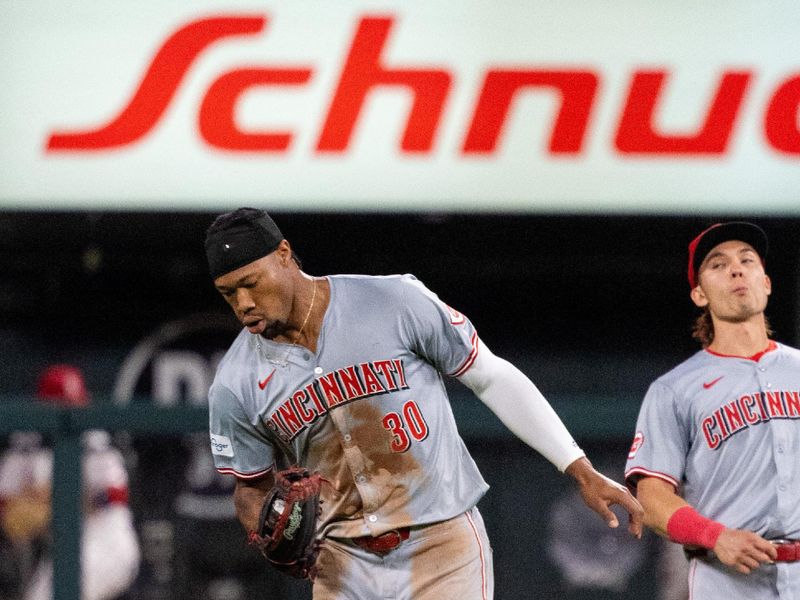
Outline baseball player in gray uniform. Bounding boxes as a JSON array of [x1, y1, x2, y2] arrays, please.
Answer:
[[625, 222, 800, 599], [205, 208, 643, 600]]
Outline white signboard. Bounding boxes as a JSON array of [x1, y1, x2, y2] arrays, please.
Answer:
[[1, 1, 798, 213]]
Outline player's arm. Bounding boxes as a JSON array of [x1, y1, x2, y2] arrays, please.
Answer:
[[458, 339, 643, 538], [209, 382, 277, 534], [636, 476, 777, 574], [233, 472, 274, 533]]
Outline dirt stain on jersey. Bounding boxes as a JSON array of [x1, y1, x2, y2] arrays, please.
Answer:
[[303, 416, 364, 532], [303, 400, 420, 537], [345, 402, 418, 528], [409, 511, 488, 598], [312, 539, 347, 599]]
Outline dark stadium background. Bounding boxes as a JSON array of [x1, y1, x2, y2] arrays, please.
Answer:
[[2, 212, 797, 394]]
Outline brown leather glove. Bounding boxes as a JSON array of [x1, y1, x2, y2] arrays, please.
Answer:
[[248, 466, 323, 579]]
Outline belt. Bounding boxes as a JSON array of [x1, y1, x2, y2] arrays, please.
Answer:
[[773, 539, 800, 563], [352, 528, 411, 555], [685, 539, 800, 563]]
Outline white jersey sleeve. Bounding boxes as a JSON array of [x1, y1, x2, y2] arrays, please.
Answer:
[[459, 339, 584, 472], [397, 275, 477, 377], [625, 380, 689, 490], [208, 382, 275, 479]]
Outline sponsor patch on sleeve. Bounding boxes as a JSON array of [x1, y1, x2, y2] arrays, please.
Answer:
[[210, 433, 234, 457], [627, 431, 644, 459]]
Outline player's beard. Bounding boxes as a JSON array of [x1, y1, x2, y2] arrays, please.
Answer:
[[718, 312, 757, 324], [261, 319, 290, 340], [714, 297, 767, 324]]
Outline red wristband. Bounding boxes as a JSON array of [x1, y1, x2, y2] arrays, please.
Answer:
[[666, 506, 725, 549]]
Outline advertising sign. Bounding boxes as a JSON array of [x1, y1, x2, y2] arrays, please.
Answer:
[[1, 1, 798, 213]]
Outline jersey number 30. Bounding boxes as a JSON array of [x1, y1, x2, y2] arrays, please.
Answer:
[[382, 400, 429, 452]]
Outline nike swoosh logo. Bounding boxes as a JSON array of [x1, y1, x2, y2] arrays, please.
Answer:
[[703, 376, 724, 389], [258, 369, 276, 391]]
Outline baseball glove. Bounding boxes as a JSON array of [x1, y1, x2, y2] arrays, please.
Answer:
[[248, 466, 323, 579]]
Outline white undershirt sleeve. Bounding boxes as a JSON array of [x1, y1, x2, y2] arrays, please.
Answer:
[[457, 339, 586, 472]]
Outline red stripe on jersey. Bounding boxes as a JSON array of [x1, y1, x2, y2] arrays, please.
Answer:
[[705, 340, 777, 362], [217, 466, 274, 480], [451, 333, 479, 377], [465, 510, 488, 600], [624, 467, 680, 490]]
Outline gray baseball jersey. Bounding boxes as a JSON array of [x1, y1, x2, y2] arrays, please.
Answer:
[[208, 274, 489, 539], [625, 341, 800, 599]]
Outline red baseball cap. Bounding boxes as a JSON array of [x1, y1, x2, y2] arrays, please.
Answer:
[[36, 364, 90, 407], [687, 222, 768, 288]]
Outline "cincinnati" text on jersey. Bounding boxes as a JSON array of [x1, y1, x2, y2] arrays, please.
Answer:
[[702, 389, 800, 450], [265, 358, 410, 442]]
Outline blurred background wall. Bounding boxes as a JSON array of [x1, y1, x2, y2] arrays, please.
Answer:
[[1, 2, 798, 599]]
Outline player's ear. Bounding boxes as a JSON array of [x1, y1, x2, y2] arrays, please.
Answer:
[[764, 274, 772, 296], [690, 285, 708, 308], [275, 239, 293, 266]]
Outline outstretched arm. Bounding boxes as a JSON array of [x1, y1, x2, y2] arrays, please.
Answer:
[[458, 339, 643, 538], [636, 476, 777, 573]]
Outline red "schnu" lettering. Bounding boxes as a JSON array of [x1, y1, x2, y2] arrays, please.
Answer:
[[46, 15, 800, 157], [199, 68, 312, 151], [615, 71, 751, 154], [316, 17, 451, 153], [48, 16, 266, 150], [765, 75, 800, 155], [463, 70, 598, 154]]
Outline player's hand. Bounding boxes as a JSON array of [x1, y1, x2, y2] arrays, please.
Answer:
[[566, 457, 644, 538], [713, 529, 777, 574]]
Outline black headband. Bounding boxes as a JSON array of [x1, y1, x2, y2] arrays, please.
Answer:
[[205, 209, 284, 279]]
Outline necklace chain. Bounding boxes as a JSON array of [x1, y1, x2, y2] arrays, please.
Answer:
[[293, 277, 317, 348], [260, 277, 317, 367]]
